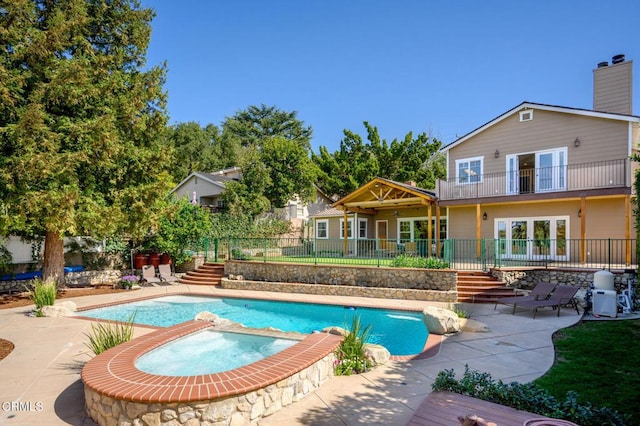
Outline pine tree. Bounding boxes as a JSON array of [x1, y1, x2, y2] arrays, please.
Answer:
[[0, 0, 172, 285]]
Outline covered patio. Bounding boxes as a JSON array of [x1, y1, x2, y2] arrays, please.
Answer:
[[323, 178, 442, 257]]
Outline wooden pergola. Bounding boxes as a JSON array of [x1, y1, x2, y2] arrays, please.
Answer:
[[332, 178, 440, 255]]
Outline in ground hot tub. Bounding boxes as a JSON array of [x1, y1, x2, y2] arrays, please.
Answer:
[[81, 321, 340, 426], [135, 328, 298, 376]]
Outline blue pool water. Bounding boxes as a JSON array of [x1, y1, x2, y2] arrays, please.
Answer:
[[135, 330, 297, 376], [80, 295, 428, 355]]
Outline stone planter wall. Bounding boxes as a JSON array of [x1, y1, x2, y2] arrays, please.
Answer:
[[223, 261, 457, 302], [84, 353, 335, 426]]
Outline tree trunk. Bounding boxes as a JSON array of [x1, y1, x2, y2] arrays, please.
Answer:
[[43, 231, 65, 287]]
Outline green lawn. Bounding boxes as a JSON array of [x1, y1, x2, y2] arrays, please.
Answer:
[[534, 319, 640, 424]]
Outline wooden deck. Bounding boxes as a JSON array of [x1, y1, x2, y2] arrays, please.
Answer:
[[408, 391, 574, 426]]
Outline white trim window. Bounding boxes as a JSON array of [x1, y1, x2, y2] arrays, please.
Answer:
[[358, 218, 368, 239], [339, 218, 354, 239], [519, 110, 534, 122], [456, 157, 483, 184], [315, 219, 328, 239]]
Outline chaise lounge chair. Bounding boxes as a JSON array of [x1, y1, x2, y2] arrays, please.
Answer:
[[158, 264, 179, 285], [495, 282, 558, 314], [513, 285, 581, 318], [141, 265, 162, 286]]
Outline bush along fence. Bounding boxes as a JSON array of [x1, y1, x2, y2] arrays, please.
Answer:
[[190, 237, 637, 271]]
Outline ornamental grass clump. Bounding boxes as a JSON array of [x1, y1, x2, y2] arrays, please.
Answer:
[[27, 278, 57, 316], [84, 313, 136, 355], [334, 315, 373, 376]]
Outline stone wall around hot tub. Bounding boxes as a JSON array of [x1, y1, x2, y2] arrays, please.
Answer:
[[84, 352, 335, 426], [223, 261, 457, 302]]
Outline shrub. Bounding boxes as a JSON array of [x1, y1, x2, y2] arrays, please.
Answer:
[[334, 315, 373, 376], [231, 248, 251, 260], [0, 239, 13, 275], [119, 274, 138, 289], [84, 313, 136, 355], [27, 278, 57, 316], [432, 366, 629, 426], [390, 254, 449, 269]]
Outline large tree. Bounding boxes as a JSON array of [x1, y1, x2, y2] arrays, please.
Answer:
[[221, 105, 317, 213], [222, 104, 312, 149], [0, 0, 172, 285], [312, 122, 445, 198], [166, 122, 227, 183]]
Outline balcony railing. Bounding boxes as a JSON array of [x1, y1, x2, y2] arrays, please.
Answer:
[[437, 158, 629, 200]]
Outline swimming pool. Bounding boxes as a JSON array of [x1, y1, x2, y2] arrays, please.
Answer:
[[80, 294, 428, 355], [135, 329, 298, 376]]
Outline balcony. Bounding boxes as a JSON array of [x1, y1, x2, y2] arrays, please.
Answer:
[[437, 158, 629, 201]]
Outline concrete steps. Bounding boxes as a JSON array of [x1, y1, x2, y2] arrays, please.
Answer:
[[178, 263, 224, 286], [457, 271, 515, 303]]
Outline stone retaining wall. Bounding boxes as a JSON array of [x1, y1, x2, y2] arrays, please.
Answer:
[[492, 268, 636, 292], [0, 269, 127, 293], [84, 353, 335, 426], [221, 278, 456, 302], [223, 261, 457, 302]]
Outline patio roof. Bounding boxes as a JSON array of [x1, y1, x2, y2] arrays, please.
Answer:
[[332, 177, 437, 214]]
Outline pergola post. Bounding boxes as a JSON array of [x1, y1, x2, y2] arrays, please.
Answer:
[[343, 209, 348, 256]]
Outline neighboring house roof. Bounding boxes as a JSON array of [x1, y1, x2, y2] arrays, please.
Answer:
[[170, 171, 240, 196], [441, 101, 640, 152], [309, 206, 347, 218]]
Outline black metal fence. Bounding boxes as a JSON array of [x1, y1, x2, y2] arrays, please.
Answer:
[[193, 237, 637, 271]]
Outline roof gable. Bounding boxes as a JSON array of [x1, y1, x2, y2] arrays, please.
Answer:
[[332, 177, 436, 214], [170, 172, 228, 195], [441, 101, 640, 152]]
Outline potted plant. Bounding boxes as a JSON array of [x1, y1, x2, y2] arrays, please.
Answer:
[[119, 275, 139, 290]]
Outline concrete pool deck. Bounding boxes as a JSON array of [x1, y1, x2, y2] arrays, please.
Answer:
[[0, 284, 583, 425]]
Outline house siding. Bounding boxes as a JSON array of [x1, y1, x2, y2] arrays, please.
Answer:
[[447, 197, 631, 241], [448, 109, 630, 177]]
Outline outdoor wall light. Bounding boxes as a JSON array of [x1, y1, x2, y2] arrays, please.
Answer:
[[482, 212, 488, 221], [578, 209, 582, 218], [574, 138, 580, 147], [494, 149, 500, 158]]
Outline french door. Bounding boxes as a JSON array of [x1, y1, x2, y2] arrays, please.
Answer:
[[506, 148, 567, 194], [495, 216, 568, 260]]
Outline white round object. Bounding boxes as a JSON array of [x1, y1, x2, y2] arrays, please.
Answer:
[[593, 269, 614, 291]]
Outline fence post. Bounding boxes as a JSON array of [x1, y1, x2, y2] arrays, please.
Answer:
[[481, 239, 486, 270], [264, 238, 268, 263], [214, 238, 219, 263], [608, 238, 611, 270], [314, 237, 317, 265]]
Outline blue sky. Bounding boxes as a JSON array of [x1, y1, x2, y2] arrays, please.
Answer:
[[143, 1, 640, 152]]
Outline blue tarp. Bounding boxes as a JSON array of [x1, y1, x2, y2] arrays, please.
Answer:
[[1, 266, 84, 281]]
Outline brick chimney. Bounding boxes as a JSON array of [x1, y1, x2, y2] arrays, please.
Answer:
[[593, 54, 633, 115]]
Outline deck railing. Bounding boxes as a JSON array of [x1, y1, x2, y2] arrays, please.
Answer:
[[437, 158, 629, 200], [194, 237, 637, 271]]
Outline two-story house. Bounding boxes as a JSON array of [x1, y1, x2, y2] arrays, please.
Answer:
[[437, 55, 640, 267]]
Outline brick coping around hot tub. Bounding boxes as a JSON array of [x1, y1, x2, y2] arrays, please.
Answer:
[[81, 320, 342, 404]]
